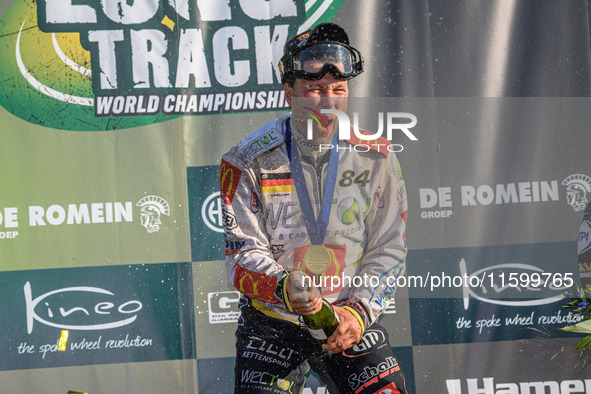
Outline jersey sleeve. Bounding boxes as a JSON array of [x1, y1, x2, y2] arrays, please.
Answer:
[[344, 153, 408, 329], [219, 156, 289, 307]]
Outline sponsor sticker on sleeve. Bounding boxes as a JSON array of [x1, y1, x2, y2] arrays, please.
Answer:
[[220, 159, 242, 205]]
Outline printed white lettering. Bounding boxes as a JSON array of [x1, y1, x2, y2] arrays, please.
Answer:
[[0, 207, 18, 228], [446, 378, 591, 394], [87, 30, 125, 89], [44, 0, 97, 24], [131, 29, 171, 88], [24, 282, 143, 334], [29, 202, 133, 226], [459, 181, 560, 206]]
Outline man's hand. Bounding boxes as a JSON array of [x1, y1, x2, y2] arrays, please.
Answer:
[[322, 306, 362, 354], [285, 273, 322, 316]]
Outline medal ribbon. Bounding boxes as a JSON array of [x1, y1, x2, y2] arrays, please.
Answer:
[[285, 119, 339, 245]]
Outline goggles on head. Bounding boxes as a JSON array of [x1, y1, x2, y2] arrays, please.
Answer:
[[279, 42, 364, 83]]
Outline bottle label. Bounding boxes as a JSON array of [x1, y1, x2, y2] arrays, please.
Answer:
[[308, 328, 328, 341]]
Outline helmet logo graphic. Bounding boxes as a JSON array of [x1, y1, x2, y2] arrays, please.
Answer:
[[563, 174, 591, 212], [136, 195, 170, 233]]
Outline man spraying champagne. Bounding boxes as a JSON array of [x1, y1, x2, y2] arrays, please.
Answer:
[[220, 23, 408, 393]]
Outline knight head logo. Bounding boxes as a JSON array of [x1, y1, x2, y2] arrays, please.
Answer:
[[562, 174, 591, 212], [136, 195, 170, 233]]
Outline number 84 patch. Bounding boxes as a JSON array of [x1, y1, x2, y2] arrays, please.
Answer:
[[338, 169, 371, 188]]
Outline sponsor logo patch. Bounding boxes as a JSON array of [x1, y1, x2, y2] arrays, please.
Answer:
[[220, 160, 242, 205], [234, 266, 279, 304]]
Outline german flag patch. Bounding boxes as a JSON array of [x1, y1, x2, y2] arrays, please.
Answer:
[[261, 173, 294, 194]]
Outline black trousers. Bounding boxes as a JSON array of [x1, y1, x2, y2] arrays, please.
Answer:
[[234, 301, 407, 394]]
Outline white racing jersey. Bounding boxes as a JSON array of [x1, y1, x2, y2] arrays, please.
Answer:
[[220, 114, 407, 331]]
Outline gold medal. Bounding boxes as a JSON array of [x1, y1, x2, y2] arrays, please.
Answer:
[[303, 245, 332, 275]]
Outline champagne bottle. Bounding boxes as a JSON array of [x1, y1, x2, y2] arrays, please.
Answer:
[[292, 272, 340, 342], [302, 298, 340, 342]]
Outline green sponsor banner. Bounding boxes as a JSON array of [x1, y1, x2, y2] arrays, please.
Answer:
[[0, 115, 189, 270], [0, 0, 343, 131], [0, 263, 195, 371]]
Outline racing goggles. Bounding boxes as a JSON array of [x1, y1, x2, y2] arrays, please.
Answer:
[[281, 42, 364, 82]]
